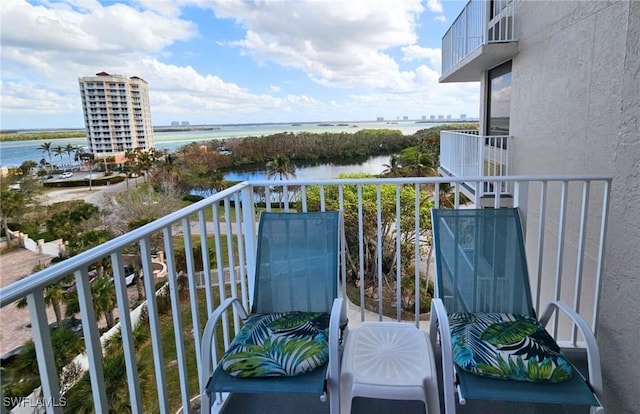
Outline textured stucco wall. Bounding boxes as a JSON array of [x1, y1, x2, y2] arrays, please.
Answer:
[[506, 1, 639, 412]]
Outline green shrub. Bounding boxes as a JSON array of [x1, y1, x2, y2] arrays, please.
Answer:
[[182, 194, 204, 203]]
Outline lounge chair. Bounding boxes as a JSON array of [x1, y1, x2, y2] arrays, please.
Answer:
[[200, 211, 346, 414], [429, 207, 604, 413]]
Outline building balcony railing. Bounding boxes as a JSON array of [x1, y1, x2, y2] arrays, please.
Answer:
[[439, 130, 512, 198], [0, 175, 611, 413], [441, 0, 518, 82]]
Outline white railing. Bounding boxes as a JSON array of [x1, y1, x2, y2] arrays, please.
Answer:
[[0, 175, 611, 413], [442, 0, 516, 75], [439, 130, 512, 196]]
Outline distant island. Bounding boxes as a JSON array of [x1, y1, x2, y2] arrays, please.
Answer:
[[0, 125, 221, 142], [152, 126, 221, 133]]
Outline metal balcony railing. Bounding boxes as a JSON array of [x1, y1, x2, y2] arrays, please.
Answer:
[[0, 175, 611, 413], [442, 0, 516, 76], [439, 130, 512, 196]]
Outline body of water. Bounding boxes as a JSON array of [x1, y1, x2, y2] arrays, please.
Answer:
[[187, 154, 391, 198], [224, 154, 390, 182], [0, 121, 442, 167]]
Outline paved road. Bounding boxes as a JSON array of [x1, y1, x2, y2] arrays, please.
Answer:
[[42, 175, 143, 205]]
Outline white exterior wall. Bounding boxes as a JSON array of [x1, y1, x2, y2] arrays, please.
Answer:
[[505, 2, 639, 413]]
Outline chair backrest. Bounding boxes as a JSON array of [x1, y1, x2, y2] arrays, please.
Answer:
[[251, 211, 340, 314], [431, 208, 535, 317]]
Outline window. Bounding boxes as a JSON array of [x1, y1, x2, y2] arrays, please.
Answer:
[[486, 60, 511, 136]]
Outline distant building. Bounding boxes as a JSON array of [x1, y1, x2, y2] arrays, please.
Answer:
[[171, 121, 180, 126], [78, 72, 155, 160], [460, 114, 467, 120], [376, 117, 384, 122], [181, 121, 190, 126], [402, 116, 409, 121], [422, 116, 427, 120], [430, 115, 436, 120], [438, 115, 444, 120], [446, 115, 452, 120]]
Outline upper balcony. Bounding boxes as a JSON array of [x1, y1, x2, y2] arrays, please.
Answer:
[[441, 0, 518, 83], [0, 175, 611, 413]]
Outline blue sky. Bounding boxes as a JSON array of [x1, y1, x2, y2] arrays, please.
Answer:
[[0, 0, 478, 129]]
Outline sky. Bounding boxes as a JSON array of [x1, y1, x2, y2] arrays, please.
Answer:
[[0, 0, 479, 129]]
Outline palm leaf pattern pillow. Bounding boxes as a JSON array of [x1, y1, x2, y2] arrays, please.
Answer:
[[448, 312, 573, 382], [221, 311, 330, 378]]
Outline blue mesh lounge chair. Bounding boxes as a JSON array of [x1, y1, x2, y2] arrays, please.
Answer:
[[429, 208, 604, 414], [200, 211, 346, 414]]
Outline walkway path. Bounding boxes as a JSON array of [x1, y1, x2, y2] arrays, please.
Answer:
[[0, 248, 57, 356]]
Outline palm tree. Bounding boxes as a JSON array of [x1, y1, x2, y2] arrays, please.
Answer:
[[2, 327, 85, 402], [381, 154, 402, 177], [73, 145, 84, 168], [15, 264, 67, 324], [52, 145, 64, 171], [266, 154, 296, 181], [267, 154, 296, 209], [399, 146, 437, 177], [65, 276, 117, 329], [64, 144, 75, 168], [38, 142, 53, 172], [207, 168, 226, 192], [89, 276, 118, 328]]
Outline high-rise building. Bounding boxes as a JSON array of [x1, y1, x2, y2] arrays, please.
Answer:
[[78, 72, 155, 160]]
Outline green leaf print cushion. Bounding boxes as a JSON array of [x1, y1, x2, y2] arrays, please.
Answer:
[[448, 312, 573, 382], [221, 311, 330, 378]]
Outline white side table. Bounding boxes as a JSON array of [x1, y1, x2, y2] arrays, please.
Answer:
[[340, 321, 440, 414]]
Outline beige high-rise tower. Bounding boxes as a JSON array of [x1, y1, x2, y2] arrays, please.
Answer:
[[78, 72, 155, 160]]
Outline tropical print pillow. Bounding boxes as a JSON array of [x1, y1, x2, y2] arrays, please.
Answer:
[[221, 311, 330, 378], [448, 312, 573, 382]]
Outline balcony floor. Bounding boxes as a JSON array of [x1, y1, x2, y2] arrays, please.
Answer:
[[219, 348, 592, 414]]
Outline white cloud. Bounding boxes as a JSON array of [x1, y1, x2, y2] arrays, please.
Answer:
[[211, 0, 424, 90], [426, 0, 444, 13], [401, 45, 441, 70], [435, 15, 447, 23], [0, 0, 479, 128]]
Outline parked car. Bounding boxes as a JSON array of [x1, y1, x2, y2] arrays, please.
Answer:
[[0, 345, 28, 365], [49, 317, 83, 336], [59, 171, 73, 179]]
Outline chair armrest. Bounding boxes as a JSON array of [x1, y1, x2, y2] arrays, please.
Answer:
[[539, 300, 603, 399], [430, 298, 457, 413], [329, 298, 346, 376], [200, 298, 249, 408], [326, 298, 345, 410]]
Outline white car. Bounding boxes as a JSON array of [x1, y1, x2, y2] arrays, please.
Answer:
[[59, 172, 73, 179]]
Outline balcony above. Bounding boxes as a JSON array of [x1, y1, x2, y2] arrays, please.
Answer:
[[441, 0, 518, 83]]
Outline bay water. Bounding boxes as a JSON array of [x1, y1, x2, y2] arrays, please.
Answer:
[[1, 121, 444, 181]]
